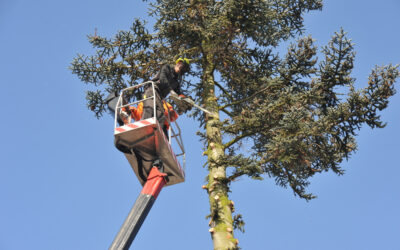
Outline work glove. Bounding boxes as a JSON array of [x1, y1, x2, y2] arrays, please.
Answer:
[[176, 101, 192, 114]]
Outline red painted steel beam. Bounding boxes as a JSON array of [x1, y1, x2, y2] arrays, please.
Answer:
[[109, 167, 167, 250], [140, 167, 167, 199]]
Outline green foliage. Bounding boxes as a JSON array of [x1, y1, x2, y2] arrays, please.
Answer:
[[233, 214, 245, 233], [70, 19, 167, 117], [220, 29, 398, 200], [71, 0, 399, 244], [71, 0, 399, 200]]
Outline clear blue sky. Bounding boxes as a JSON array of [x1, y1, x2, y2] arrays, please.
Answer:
[[1, 1, 399, 249]]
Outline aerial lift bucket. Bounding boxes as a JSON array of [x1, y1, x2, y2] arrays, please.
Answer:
[[113, 81, 186, 186], [109, 81, 186, 249]]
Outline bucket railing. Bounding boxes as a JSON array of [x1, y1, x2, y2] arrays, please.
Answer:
[[114, 81, 186, 170]]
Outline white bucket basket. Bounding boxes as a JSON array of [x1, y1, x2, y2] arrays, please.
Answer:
[[114, 81, 186, 186]]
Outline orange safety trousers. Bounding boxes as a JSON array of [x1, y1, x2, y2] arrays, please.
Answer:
[[127, 101, 178, 129]]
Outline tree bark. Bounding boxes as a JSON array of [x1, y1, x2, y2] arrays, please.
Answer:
[[202, 50, 238, 250]]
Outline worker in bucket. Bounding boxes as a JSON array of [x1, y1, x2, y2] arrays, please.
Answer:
[[104, 58, 191, 151], [113, 57, 191, 127], [141, 57, 191, 134]]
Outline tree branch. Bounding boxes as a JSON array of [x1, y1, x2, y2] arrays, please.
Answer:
[[228, 170, 246, 182], [219, 83, 271, 110], [219, 107, 234, 117], [214, 81, 234, 101], [223, 131, 254, 149]]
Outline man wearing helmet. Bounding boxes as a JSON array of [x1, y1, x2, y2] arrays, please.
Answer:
[[142, 58, 190, 133]]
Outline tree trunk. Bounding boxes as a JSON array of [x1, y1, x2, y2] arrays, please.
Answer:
[[202, 51, 238, 250]]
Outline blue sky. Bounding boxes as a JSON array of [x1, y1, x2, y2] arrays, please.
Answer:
[[0, 1, 399, 249]]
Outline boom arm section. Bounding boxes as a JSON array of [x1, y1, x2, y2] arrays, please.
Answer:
[[109, 165, 167, 250]]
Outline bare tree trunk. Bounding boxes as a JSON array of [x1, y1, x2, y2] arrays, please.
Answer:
[[202, 51, 238, 250]]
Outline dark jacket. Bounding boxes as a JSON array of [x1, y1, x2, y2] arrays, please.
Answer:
[[152, 64, 182, 99]]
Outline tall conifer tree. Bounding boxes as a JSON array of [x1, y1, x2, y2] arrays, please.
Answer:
[[71, 1, 398, 249]]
